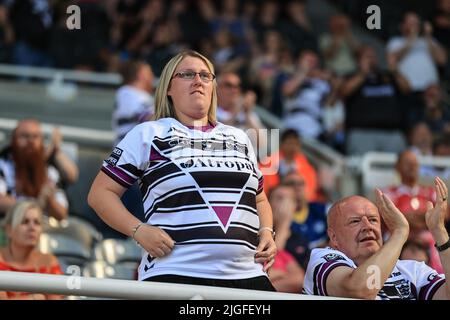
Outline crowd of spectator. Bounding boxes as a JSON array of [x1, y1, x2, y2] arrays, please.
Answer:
[[1, 0, 449, 158], [0, 0, 450, 297]]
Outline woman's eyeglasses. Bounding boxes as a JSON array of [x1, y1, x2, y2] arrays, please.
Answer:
[[173, 70, 216, 83]]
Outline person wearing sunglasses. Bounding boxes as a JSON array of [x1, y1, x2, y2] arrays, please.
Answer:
[[88, 50, 277, 291]]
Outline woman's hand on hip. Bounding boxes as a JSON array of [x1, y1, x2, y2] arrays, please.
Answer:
[[134, 224, 175, 258], [254, 232, 277, 272]]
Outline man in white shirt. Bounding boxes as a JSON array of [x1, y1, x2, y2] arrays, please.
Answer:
[[112, 60, 155, 146], [386, 12, 447, 92]]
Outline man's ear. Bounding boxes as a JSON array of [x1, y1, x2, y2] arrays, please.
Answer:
[[328, 228, 338, 248]]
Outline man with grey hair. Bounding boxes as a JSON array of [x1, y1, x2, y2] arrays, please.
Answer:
[[302, 177, 450, 299]]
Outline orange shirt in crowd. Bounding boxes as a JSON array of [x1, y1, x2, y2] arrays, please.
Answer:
[[0, 260, 63, 299], [260, 151, 318, 201]]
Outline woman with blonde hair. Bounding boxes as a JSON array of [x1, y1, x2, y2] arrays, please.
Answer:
[[89, 50, 277, 290], [0, 200, 63, 299]]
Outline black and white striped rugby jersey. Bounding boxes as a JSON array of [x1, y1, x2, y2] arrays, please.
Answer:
[[102, 118, 267, 280]]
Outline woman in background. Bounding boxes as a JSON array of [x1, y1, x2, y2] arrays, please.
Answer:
[[0, 200, 63, 299]]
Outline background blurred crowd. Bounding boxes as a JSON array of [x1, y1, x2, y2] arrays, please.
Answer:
[[1, 0, 450, 297], [0, 0, 449, 156]]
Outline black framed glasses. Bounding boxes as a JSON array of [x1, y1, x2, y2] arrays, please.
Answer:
[[173, 70, 216, 83]]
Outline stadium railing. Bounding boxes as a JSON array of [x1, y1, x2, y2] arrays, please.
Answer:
[[0, 63, 121, 86], [0, 271, 348, 300]]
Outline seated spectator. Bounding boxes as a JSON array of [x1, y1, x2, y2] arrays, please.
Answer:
[[384, 151, 436, 231], [382, 150, 444, 272], [260, 129, 318, 201], [303, 179, 450, 300], [269, 183, 310, 270], [341, 45, 410, 155], [283, 171, 329, 249], [281, 50, 330, 140], [319, 13, 360, 76], [268, 184, 305, 293], [0, 200, 63, 300], [0, 119, 72, 220]]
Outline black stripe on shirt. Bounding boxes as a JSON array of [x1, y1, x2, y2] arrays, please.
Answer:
[[162, 225, 258, 247], [175, 240, 256, 250], [152, 205, 209, 214], [154, 190, 205, 210], [239, 192, 257, 209], [141, 172, 186, 202], [144, 185, 197, 213], [141, 163, 181, 188], [119, 163, 144, 178], [190, 171, 250, 189]]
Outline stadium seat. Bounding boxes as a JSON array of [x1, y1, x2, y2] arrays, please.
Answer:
[[83, 260, 138, 280], [361, 152, 399, 199], [44, 216, 103, 250], [93, 238, 141, 265], [39, 233, 91, 268]]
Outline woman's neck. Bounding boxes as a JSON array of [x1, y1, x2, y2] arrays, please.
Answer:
[[177, 114, 209, 127], [7, 242, 34, 265]]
